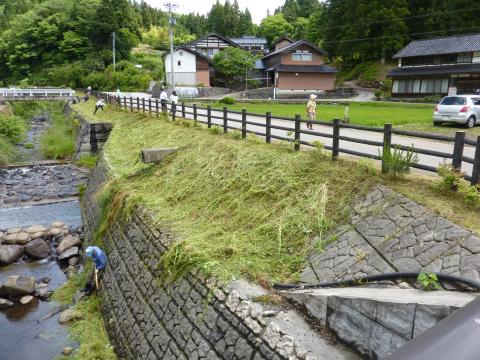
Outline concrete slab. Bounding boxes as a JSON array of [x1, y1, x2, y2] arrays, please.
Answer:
[[141, 147, 178, 164]]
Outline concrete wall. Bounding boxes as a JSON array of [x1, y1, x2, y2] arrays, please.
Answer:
[[165, 50, 196, 73], [277, 73, 335, 91], [81, 157, 359, 360], [70, 105, 113, 160]]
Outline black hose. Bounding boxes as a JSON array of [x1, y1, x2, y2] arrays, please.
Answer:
[[273, 272, 480, 291]]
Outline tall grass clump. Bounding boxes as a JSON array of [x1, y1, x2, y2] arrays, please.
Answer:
[[0, 135, 16, 165], [40, 103, 76, 159]]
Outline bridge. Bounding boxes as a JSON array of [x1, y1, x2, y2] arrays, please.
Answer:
[[0, 88, 77, 101]]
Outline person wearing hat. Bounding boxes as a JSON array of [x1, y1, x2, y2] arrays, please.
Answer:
[[81, 246, 107, 295], [306, 94, 317, 130]]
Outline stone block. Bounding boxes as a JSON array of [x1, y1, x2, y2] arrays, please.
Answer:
[[141, 148, 178, 164]]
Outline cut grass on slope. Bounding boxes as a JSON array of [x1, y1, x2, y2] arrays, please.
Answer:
[[72, 100, 480, 284]]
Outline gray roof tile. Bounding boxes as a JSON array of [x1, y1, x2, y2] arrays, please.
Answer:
[[393, 33, 480, 58]]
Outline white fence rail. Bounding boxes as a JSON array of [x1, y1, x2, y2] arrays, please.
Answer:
[[0, 88, 75, 98]]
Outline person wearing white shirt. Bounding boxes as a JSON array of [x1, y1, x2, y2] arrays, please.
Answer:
[[94, 99, 106, 115], [169, 91, 178, 117], [160, 88, 168, 113]]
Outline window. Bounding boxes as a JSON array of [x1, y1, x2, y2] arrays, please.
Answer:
[[392, 80, 399, 93], [177, 60, 181, 67], [457, 52, 472, 63], [440, 96, 466, 105], [292, 50, 312, 61], [441, 79, 449, 93], [398, 79, 406, 93]]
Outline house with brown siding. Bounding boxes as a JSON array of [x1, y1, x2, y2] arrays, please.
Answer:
[[261, 39, 337, 92]]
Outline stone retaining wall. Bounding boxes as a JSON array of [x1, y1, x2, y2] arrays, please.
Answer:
[[70, 106, 113, 160], [82, 159, 359, 360]]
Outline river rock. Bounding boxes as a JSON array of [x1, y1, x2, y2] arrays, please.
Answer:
[[51, 221, 65, 228], [4, 275, 36, 297], [0, 245, 24, 265], [24, 239, 51, 260], [24, 225, 48, 234], [58, 309, 83, 324], [39, 277, 51, 284], [68, 257, 79, 266], [0, 298, 14, 309], [6, 227, 22, 235], [20, 295, 34, 305], [35, 283, 52, 300], [57, 235, 81, 255], [58, 247, 79, 260], [4, 232, 31, 245], [0, 231, 5, 242], [49, 228, 62, 236], [62, 347, 74, 356]]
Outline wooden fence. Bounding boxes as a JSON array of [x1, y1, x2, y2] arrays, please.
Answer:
[[93, 91, 480, 185]]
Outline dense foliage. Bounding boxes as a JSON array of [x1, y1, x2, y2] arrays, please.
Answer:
[[2, 0, 480, 88], [212, 47, 257, 83]]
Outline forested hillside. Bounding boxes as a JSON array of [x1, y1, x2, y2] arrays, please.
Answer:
[[1, 0, 480, 89]]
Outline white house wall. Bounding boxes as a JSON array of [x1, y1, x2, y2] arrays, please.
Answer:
[[166, 72, 196, 86], [165, 50, 196, 73]]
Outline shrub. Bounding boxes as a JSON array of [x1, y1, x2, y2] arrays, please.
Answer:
[[0, 114, 25, 143], [219, 96, 235, 105], [438, 161, 463, 192], [381, 144, 419, 179]]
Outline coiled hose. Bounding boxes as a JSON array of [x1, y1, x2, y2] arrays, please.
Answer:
[[273, 272, 480, 291]]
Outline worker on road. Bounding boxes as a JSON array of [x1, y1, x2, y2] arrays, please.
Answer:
[[81, 246, 107, 295], [306, 94, 317, 130]]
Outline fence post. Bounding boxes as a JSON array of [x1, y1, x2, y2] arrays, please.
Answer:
[[294, 114, 301, 151], [382, 123, 393, 173], [223, 107, 228, 133], [266, 112, 271, 144], [332, 118, 341, 160], [130, 97, 133, 112], [207, 106, 212, 128], [148, 99, 152, 115], [136, 97, 140, 112], [452, 131, 466, 171], [242, 109, 247, 139], [182, 102, 186, 118], [156, 99, 159, 117], [123, 96, 126, 110], [172, 102, 176, 121], [471, 136, 480, 185], [142, 98, 145, 114], [193, 103, 197, 122]]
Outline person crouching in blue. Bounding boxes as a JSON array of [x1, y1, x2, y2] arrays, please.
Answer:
[[81, 246, 107, 295]]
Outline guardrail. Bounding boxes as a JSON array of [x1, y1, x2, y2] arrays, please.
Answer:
[[93, 91, 480, 185], [0, 88, 75, 98]]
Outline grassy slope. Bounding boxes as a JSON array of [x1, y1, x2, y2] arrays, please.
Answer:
[[73, 100, 480, 285]]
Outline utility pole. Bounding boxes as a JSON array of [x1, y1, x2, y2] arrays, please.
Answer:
[[164, 2, 178, 90], [112, 31, 116, 71]]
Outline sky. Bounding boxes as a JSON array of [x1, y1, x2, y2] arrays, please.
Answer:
[[144, 0, 286, 24]]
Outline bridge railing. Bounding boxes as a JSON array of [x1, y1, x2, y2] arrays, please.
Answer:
[[0, 88, 75, 97]]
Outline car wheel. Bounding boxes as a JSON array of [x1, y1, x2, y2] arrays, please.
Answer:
[[433, 121, 441, 126], [466, 116, 476, 129]]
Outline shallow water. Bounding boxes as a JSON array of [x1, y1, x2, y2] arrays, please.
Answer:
[[0, 192, 83, 359]]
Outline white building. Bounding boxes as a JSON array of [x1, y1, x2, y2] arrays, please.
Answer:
[[165, 47, 211, 87]]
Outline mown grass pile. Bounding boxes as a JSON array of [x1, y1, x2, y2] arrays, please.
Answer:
[[73, 100, 380, 283]]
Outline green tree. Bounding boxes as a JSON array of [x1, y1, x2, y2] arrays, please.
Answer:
[[258, 14, 294, 45], [212, 47, 257, 81], [293, 17, 309, 40]]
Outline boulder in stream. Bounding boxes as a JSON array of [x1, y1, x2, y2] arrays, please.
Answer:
[[4, 275, 36, 297], [0, 298, 14, 309], [24, 225, 48, 235], [58, 309, 83, 324], [24, 239, 51, 260], [57, 235, 81, 255], [4, 232, 31, 245], [0, 245, 24, 265], [20, 295, 35, 305], [58, 247, 79, 260]]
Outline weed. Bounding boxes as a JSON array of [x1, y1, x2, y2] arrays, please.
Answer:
[[78, 184, 86, 200], [381, 144, 418, 179], [0, 135, 16, 165], [40, 102, 76, 160], [208, 126, 222, 135], [23, 142, 34, 149], [438, 161, 462, 192], [357, 158, 377, 175], [75, 155, 98, 169], [229, 130, 242, 140], [219, 96, 235, 105], [417, 272, 440, 290]]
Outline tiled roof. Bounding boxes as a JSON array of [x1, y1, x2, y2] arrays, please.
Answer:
[[393, 33, 480, 58], [230, 36, 267, 45], [271, 36, 294, 46], [266, 64, 337, 73], [262, 40, 326, 59], [388, 63, 480, 77], [174, 46, 211, 63]]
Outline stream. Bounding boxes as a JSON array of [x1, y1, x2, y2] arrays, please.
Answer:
[[0, 104, 88, 359]]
